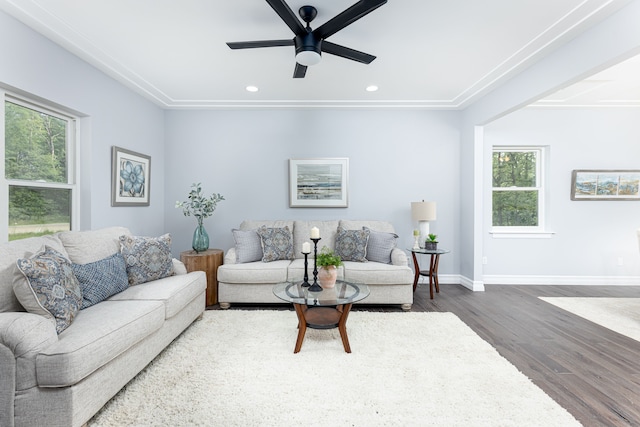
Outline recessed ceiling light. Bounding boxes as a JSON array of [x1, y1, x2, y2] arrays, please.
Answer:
[[366, 85, 379, 92], [246, 85, 259, 92]]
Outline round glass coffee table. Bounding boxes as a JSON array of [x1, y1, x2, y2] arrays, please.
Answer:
[[273, 280, 370, 353]]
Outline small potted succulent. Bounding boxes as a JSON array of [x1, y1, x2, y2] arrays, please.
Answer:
[[315, 246, 343, 288], [425, 234, 438, 251]]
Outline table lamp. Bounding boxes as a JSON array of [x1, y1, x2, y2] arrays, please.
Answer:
[[411, 200, 436, 248]]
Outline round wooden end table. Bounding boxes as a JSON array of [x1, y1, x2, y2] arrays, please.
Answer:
[[408, 248, 450, 299]]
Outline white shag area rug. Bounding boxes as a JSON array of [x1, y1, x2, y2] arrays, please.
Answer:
[[88, 310, 579, 427], [540, 297, 640, 342]]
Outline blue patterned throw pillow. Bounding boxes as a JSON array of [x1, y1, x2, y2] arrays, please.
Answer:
[[334, 226, 370, 262], [14, 245, 83, 334], [72, 252, 129, 308], [256, 226, 294, 262], [119, 234, 174, 285]]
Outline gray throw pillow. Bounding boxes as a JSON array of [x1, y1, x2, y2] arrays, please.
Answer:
[[14, 245, 83, 334], [72, 252, 129, 309], [334, 226, 369, 262], [232, 229, 263, 263], [364, 227, 398, 264], [256, 226, 294, 262], [119, 234, 174, 285]]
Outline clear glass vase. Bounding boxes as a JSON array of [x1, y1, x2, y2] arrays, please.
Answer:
[[192, 218, 209, 253]]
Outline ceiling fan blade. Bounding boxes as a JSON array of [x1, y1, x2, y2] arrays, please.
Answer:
[[322, 41, 376, 64], [227, 39, 294, 49], [266, 0, 306, 35], [313, 0, 387, 40], [293, 63, 307, 78]]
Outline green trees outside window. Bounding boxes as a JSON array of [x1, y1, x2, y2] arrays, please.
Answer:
[[492, 149, 541, 228], [4, 99, 75, 241]]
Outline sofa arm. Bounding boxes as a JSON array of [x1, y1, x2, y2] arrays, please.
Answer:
[[224, 247, 237, 265], [390, 248, 409, 266], [0, 342, 15, 427], [0, 312, 58, 392]]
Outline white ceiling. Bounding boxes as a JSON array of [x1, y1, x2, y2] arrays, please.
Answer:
[[1, 0, 638, 109]]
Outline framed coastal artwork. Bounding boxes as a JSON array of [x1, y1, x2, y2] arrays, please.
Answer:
[[289, 158, 349, 208], [111, 146, 151, 206], [571, 169, 640, 200]]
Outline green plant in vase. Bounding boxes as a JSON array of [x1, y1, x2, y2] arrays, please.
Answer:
[[315, 246, 343, 288], [176, 183, 225, 253], [425, 233, 438, 250]]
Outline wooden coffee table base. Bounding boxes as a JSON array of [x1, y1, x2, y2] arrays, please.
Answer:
[[292, 303, 353, 353]]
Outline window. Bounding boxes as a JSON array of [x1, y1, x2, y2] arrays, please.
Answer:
[[492, 147, 545, 231], [2, 93, 78, 241]]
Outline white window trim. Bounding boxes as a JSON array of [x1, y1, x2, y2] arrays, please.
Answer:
[[490, 146, 552, 237], [1, 90, 80, 241]]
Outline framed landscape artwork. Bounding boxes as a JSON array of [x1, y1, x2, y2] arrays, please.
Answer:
[[289, 158, 349, 208], [571, 169, 640, 200], [111, 146, 151, 206]]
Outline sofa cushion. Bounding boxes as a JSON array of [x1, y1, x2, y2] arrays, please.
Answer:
[[14, 246, 83, 334], [57, 226, 131, 264], [119, 234, 174, 285], [0, 234, 68, 313], [232, 229, 263, 263], [334, 226, 369, 262], [218, 260, 290, 284], [343, 261, 413, 285], [240, 220, 294, 232], [364, 227, 398, 264], [72, 252, 129, 309], [339, 220, 396, 234], [36, 300, 165, 387], [293, 221, 340, 258], [256, 226, 295, 262], [108, 271, 206, 318]]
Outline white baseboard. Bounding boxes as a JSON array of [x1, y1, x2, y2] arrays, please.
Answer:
[[418, 274, 485, 291], [426, 274, 640, 291], [482, 275, 640, 286]]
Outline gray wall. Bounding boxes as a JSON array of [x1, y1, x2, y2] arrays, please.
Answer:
[[164, 109, 461, 277], [483, 108, 640, 283], [461, 0, 640, 285], [3, 2, 640, 285], [0, 10, 166, 236]]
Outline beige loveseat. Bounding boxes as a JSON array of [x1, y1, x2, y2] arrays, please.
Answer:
[[218, 220, 413, 310], [0, 227, 206, 427]]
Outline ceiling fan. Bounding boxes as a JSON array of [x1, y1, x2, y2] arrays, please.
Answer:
[[226, 0, 387, 78]]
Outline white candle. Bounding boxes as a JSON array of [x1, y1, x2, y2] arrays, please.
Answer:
[[302, 242, 311, 254], [310, 227, 320, 239]]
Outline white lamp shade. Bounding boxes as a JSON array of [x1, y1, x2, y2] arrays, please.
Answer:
[[411, 201, 437, 221]]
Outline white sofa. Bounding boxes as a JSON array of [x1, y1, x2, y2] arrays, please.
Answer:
[[218, 220, 413, 310], [0, 227, 206, 427]]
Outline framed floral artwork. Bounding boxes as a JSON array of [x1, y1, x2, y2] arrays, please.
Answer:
[[289, 158, 349, 208], [111, 146, 151, 206]]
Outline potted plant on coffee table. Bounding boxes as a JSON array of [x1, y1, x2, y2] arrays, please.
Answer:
[[316, 246, 343, 288], [425, 234, 438, 250]]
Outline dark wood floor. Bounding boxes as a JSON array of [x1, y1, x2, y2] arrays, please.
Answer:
[[211, 283, 640, 426], [413, 283, 640, 427]]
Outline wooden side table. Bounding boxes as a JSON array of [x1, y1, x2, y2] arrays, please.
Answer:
[[408, 248, 450, 300], [180, 249, 223, 306]]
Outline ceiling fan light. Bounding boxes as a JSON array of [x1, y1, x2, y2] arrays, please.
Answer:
[[295, 50, 321, 66]]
